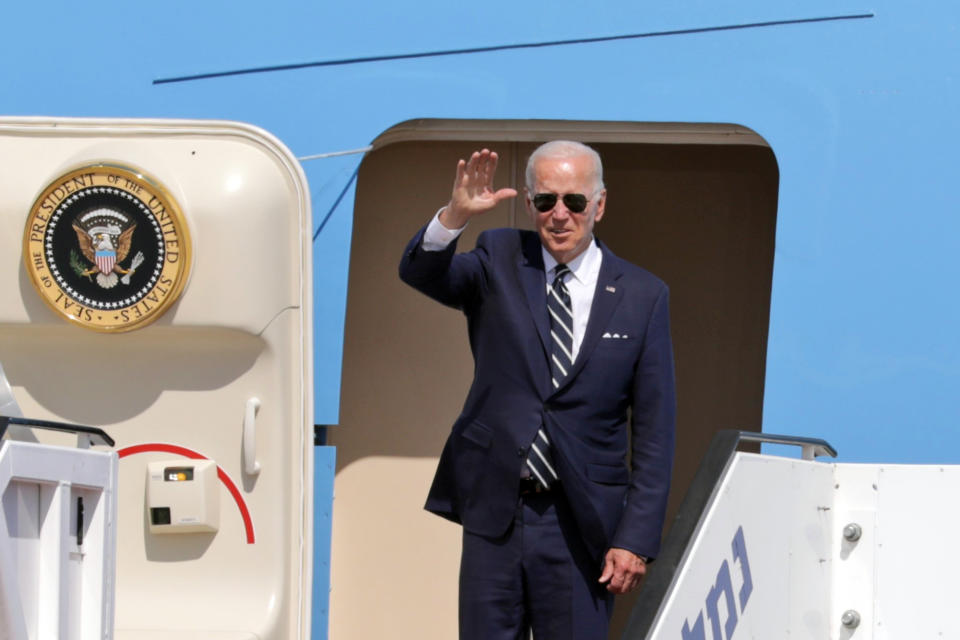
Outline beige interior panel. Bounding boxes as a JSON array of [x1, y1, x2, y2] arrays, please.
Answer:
[[330, 458, 461, 636], [330, 142, 517, 638], [332, 124, 778, 638]]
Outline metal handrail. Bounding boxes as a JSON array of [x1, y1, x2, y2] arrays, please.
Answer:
[[0, 416, 115, 448], [736, 431, 837, 460]]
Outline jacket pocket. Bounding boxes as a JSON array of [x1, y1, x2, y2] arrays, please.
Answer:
[[461, 419, 493, 449], [586, 462, 629, 485]]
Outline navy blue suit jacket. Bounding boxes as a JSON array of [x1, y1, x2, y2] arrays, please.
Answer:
[[399, 227, 676, 564]]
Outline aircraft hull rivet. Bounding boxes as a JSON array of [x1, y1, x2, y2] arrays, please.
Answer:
[[843, 523, 862, 542], [841, 610, 861, 628]]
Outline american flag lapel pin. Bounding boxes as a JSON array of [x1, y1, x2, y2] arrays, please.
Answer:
[[605, 285, 616, 293]]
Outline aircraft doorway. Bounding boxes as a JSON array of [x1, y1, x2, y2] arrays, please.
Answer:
[[329, 120, 778, 638]]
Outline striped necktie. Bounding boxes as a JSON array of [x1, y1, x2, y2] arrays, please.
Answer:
[[525, 264, 572, 489]]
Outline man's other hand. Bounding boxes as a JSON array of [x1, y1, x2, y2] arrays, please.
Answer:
[[598, 547, 647, 594], [440, 148, 517, 229]]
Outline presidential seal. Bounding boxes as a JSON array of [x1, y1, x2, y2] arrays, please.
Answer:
[[23, 164, 191, 332]]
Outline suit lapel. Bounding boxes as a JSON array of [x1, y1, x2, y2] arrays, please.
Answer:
[[553, 242, 624, 393], [517, 232, 551, 359]]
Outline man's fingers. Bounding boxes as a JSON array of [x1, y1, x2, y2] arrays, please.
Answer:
[[473, 150, 486, 184], [463, 151, 480, 186], [609, 571, 625, 592], [605, 568, 632, 594], [448, 149, 514, 225], [598, 557, 615, 584], [614, 565, 646, 594], [484, 151, 499, 186], [474, 149, 490, 172], [599, 548, 648, 594], [459, 150, 490, 190], [454, 159, 467, 188], [606, 570, 630, 594]]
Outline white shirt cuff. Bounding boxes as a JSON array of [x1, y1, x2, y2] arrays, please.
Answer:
[[421, 207, 466, 251]]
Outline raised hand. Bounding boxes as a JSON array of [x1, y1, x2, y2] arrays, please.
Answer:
[[440, 149, 518, 229]]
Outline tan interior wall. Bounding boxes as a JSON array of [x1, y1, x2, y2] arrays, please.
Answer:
[[329, 135, 778, 639]]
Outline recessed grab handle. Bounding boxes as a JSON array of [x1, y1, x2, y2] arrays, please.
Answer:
[[243, 397, 262, 475]]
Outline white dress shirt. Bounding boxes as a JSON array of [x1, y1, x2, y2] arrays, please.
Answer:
[[422, 208, 465, 250], [422, 210, 602, 362], [540, 241, 601, 362]]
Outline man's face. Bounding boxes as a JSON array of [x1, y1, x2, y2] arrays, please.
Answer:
[[526, 153, 606, 264]]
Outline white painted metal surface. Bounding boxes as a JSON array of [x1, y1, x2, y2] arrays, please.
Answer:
[[833, 464, 960, 640], [646, 452, 960, 639], [0, 439, 118, 640]]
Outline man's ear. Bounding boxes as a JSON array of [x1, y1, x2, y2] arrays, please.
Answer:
[[524, 191, 536, 219], [594, 189, 607, 222]]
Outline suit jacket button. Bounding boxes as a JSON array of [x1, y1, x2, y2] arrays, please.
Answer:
[[517, 447, 525, 457]]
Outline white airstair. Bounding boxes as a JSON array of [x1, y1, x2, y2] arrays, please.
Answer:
[[0, 367, 118, 640], [625, 430, 960, 639]]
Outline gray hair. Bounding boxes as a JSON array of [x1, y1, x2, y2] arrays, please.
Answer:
[[525, 140, 605, 193]]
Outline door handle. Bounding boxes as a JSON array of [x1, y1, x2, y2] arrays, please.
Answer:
[[243, 397, 262, 475]]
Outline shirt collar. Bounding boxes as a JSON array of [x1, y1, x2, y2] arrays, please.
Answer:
[[541, 236, 601, 285]]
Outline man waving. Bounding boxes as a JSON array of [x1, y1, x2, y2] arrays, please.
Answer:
[[399, 141, 676, 639]]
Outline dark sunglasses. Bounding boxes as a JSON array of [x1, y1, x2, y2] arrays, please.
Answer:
[[531, 192, 590, 214]]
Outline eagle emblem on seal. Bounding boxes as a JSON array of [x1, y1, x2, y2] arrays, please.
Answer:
[[24, 164, 191, 332], [71, 208, 145, 289]]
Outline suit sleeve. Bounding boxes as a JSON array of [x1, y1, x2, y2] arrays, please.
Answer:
[[398, 224, 489, 311], [610, 284, 677, 559]]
